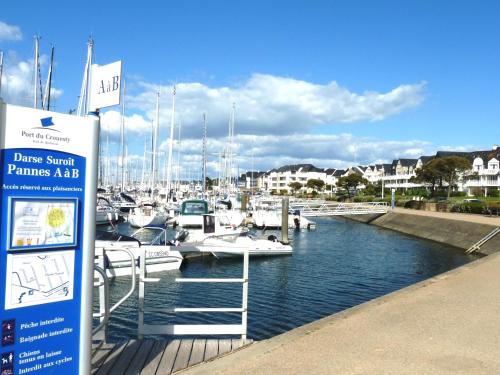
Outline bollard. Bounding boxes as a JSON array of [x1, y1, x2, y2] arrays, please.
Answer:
[[281, 197, 289, 244], [241, 194, 248, 212]]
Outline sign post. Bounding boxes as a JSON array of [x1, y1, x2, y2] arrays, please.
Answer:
[[0, 101, 99, 374]]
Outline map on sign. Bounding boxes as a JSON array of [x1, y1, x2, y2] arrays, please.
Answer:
[[9, 198, 77, 250], [4, 250, 75, 310]]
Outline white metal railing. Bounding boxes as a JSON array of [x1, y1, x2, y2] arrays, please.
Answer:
[[290, 201, 389, 217], [138, 248, 249, 340], [466, 227, 500, 254], [93, 247, 137, 340]]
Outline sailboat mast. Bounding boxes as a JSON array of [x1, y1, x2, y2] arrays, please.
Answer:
[[176, 117, 182, 192], [0, 51, 4, 97], [33, 35, 40, 109], [151, 92, 160, 194], [42, 45, 54, 110], [120, 80, 126, 191], [226, 103, 235, 192], [141, 137, 147, 187], [202, 113, 207, 197], [165, 85, 176, 201], [77, 38, 94, 116]]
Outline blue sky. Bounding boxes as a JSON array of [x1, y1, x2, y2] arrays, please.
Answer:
[[1, 1, 499, 178]]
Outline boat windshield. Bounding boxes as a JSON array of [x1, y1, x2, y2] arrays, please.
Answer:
[[132, 227, 169, 245], [181, 200, 208, 215]]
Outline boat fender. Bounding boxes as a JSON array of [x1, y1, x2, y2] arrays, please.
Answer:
[[103, 254, 110, 270], [267, 234, 278, 242], [293, 217, 300, 228]]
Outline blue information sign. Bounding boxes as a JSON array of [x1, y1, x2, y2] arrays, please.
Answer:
[[0, 103, 99, 375]]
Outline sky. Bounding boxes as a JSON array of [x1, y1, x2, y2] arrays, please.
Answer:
[[1, 0, 499, 181]]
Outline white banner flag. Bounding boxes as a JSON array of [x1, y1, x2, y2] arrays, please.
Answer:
[[89, 60, 122, 111]]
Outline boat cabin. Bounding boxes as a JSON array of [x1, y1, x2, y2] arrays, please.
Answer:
[[180, 199, 209, 216]]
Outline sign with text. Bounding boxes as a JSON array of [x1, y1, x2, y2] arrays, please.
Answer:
[[0, 102, 99, 374], [89, 60, 122, 111]]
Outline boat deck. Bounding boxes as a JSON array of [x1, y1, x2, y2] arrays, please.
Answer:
[[91, 338, 253, 374]]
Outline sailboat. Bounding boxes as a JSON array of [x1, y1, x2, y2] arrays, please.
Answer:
[[128, 91, 169, 228]]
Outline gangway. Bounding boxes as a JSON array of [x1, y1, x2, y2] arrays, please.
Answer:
[[290, 201, 389, 217]]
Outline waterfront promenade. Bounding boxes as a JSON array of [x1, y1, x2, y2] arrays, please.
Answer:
[[181, 211, 500, 375], [392, 207, 500, 226]]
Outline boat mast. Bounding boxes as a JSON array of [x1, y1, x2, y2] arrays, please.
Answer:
[[165, 85, 176, 201], [176, 117, 182, 193], [120, 80, 126, 191], [77, 38, 94, 116], [202, 113, 207, 198], [42, 45, 54, 110], [33, 35, 41, 109], [141, 136, 147, 188], [0, 51, 4, 98], [226, 103, 235, 193], [151, 92, 160, 195]]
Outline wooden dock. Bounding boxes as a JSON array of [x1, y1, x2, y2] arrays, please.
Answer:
[[91, 338, 253, 375]]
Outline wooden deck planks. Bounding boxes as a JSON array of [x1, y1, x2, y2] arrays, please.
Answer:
[[92, 339, 254, 375], [188, 339, 206, 367], [140, 340, 168, 375], [171, 339, 193, 373], [124, 340, 156, 375], [94, 342, 128, 375], [218, 339, 232, 357], [91, 343, 117, 375], [155, 339, 181, 374], [204, 340, 219, 362], [107, 340, 142, 374]]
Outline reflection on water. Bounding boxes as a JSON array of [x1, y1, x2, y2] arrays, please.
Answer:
[[96, 217, 477, 341]]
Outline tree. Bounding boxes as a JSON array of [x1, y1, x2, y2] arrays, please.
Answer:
[[289, 182, 303, 194], [336, 174, 368, 198], [306, 178, 325, 193], [410, 160, 443, 193], [412, 156, 472, 199]]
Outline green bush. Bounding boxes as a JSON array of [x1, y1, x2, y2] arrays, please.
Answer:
[[487, 188, 499, 198], [450, 191, 466, 197], [405, 188, 430, 197], [458, 202, 486, 214]]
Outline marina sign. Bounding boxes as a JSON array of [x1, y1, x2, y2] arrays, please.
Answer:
[[0, 102, 99, 374], [89, 60, 122, 111]]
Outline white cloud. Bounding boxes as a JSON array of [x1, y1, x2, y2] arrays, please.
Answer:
[[0, 51, 63, 107], [99, 74, 429, 177], [125, 74, 426, 139], [0, 21, 22, 42]]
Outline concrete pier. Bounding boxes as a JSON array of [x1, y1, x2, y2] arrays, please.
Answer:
[[181, 251, 500, 374]]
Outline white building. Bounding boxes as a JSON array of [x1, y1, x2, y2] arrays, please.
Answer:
[[264, 164, 327, 194]]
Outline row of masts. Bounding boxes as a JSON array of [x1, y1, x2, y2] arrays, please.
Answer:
[[0, 37, 240, 197]]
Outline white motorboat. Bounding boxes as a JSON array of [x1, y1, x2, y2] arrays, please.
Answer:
[[202, 232, 293, 257], [174, 213, 292, 257], [251, 210, 316, 230], [95, 227, 183, 277], [174, 199, 210, 228]]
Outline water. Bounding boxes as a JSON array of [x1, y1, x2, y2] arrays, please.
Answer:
[[98, 217, 478, 341]]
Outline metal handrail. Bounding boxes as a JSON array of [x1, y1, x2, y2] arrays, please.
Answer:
[[92, 266, 109, 336], [94, 247, 137, 315]]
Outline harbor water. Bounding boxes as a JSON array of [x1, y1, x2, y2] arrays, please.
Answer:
[[98, 216, 478, 341]]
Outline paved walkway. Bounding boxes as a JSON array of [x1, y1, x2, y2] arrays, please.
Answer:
[[181, 253, 500, 375], [392, 207, 500, 226]]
